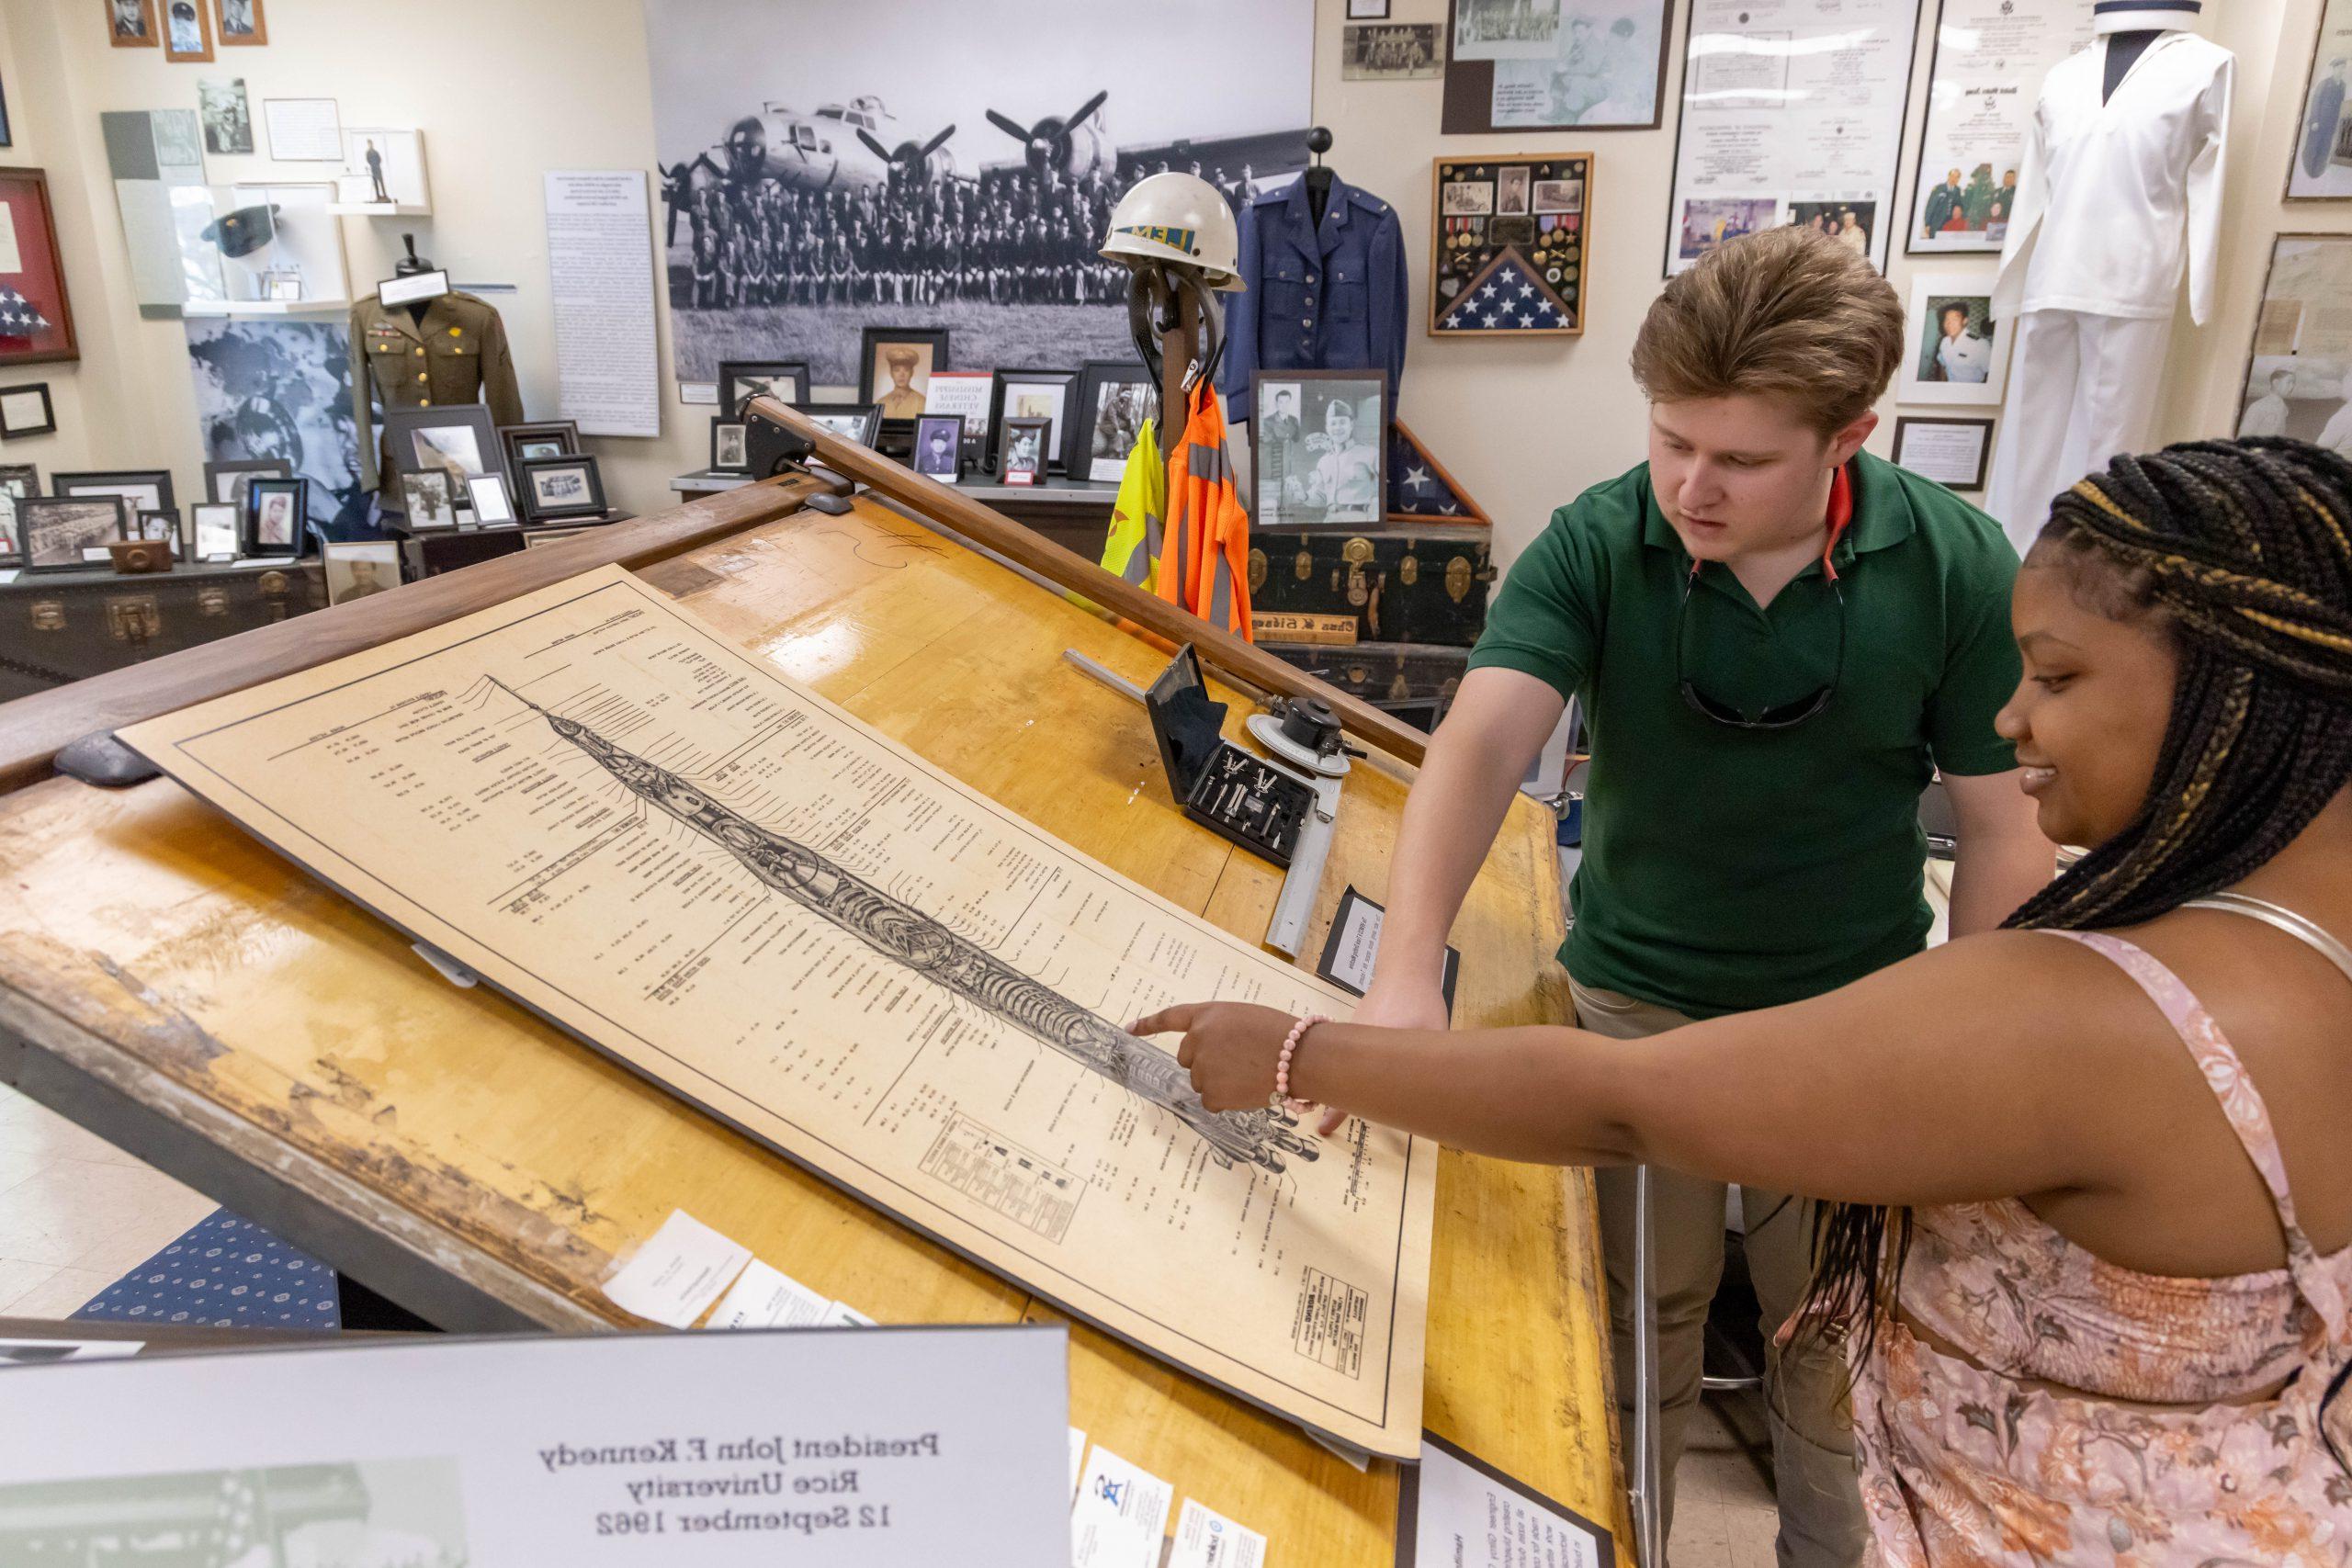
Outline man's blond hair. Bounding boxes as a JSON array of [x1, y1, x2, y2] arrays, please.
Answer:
[[1629, 226, 1905, 437]]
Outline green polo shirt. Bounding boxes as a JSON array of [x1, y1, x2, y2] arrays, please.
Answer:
[[1467, 451, 2021, 1019]]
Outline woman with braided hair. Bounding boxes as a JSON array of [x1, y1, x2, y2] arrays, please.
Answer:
[[1140, 435, 2352, 1563]]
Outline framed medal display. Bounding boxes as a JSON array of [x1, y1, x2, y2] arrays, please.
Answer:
[[1429, 153, 1590, 337]]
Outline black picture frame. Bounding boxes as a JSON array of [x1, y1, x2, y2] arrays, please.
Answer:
[[384, 405, 504, 491], [793, 400, 885, 450], [19, 495, 127, 572], [516, 454, 608, 522], [240, 477, 308, 557], [0, 382, 56, 439], [202, 457, 289, 508], [718, 361, 811, 419], [54, 468, 175, 513], [498, 419, 581, 476], [911, 415, 965, 480], [1000, 418, 1052, 485], [1891, 415, 1996, 491], [1067, 361, 1156, 482], [856, 327, 953, 423], [134, 506, 180, 547], [986, 368, 1079, 475], [0, 70, 12, 151], [1248, 367, 1390, 532], [399, 469, 459, 531], [1441, 0, 1673, 134], [709, 419, 750, 474]]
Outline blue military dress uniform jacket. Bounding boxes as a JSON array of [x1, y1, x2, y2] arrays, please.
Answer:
[[1221, 174, 1409, 426]]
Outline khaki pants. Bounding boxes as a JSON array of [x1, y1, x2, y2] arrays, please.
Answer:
[[1574, 978, 1866, 1568]]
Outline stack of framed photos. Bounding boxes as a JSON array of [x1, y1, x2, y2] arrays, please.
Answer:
[[382, 409, 605, 530]]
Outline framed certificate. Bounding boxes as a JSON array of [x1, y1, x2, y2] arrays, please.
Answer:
[[1892, 416, 1995, 491]]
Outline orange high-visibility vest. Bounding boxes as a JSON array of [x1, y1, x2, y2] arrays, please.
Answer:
[[1158, 380, 1252, 639]]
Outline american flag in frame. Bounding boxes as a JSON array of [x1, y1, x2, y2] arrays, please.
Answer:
[[1428, 152, 1590, 338]]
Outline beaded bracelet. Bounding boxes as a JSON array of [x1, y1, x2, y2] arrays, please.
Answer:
[[1272, 1013, 1329, 1115]]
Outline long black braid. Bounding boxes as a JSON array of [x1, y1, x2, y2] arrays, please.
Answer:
[[1799, 439, 2352, 1459]]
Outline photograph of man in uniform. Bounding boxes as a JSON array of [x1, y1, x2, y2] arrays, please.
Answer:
[[254, 490, 295, 547], [1001, 420, 1046, 481], [110, 0, 155, 44], [219, 0, 263, 40], [1085, 380, 1152, 480], [328, 553, 396, 604], [401, 470, 457, 531], [199, 77, 253, 155], [1255, 378, 1383, 527], [1922, 299, 1991, 384], [165, 0, 205, 55], [874, 345, 932, 420], [915, 415, 963, 477], [1919, 167, 1963, 240]]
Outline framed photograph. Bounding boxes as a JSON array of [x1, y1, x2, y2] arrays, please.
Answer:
[[1069, 362, 1156, 481], [912, 415, 965, 480], [55, 468, 175, 514], [1250, 370, 1388, 529], [1000, 418, 1051, 486], [1897, 276, 2010, 406], [0, 383, 55, 438], [858, 328, 951, 422], [323, 539, 401, 605], [0, 504, 17, 569], [0, 171, 80, 367], [400, 469, 458, 531], [134, 507, 180, 547], [215, 0, 266, 46], [1787, 199, 1878, 259], [2291, 1, 2352, 199], [1907, 0, 2086, 250], [241, 477, 306, 556], [496, 420, 580, 475], [1430, 154, 1589, 336], [1343, 23, 1442, 81], [987, 369, 1078, 473], [706, 419, 749, 474], [109, 0, 159, 46], [467, 474, 516, 525], [387, 405, 502, 487], [164, 0, 213, 61], [198, 76, 253, 155], [203, 457, 289, 510], [718, 361, 811, 418], [1349, 0, 1391, 16], [190, 502, 239, 561], [1891, 416, 1995, 491], [2234, 234, 2352, 443], [794, 400, 884, 449], [20, 496, 126, 571], [1442, 0, 1672, 133], [517, 455, 607, 522], [0, 464, 36, 560]]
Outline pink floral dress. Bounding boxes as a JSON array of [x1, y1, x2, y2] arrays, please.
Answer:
[[1851, 930, 2352, 1566]]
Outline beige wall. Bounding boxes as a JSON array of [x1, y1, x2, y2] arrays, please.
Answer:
[[0, 0, 2311, 569]]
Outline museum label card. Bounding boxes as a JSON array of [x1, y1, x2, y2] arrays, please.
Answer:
[[1894, 420, 1992, 490], [0, 1325, 1072, 1566], [1071, 1445, 1174, 1568], [1396, 1433, 1614, 1568], [263, 96, 343, 161], [1170, 1496, 1269, 1568], [600, 1207, 752, 1326], [1317, 886, 1461, 1016], [705, 1257, 833, 1329]]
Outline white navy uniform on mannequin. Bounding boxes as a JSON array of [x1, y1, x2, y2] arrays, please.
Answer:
[[1984, 2, 2231, 554]]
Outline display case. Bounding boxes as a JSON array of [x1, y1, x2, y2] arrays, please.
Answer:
[[175, 181, 352, 316]]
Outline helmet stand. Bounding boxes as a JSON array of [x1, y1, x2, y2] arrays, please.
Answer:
[[1123, 263, 1225, 460]]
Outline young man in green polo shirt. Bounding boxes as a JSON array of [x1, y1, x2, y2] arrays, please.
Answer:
[[1351, 227, 2054, 1565]]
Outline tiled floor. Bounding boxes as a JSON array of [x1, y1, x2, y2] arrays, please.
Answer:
[[1670, 1398, 1784, 1568], [0, 1076, 219, 1320]]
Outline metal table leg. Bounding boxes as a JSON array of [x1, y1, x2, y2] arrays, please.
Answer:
[[1631, 1163, 1664, 1567]]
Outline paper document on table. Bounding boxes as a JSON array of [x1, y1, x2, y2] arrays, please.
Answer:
[[1397, 1432, 1614, 1567], [1070, 1446, 1173, 1568], [706, 1258, 833, 1329], [599, 1209, 752, 1326], [1170, 1497, 1268, 1568], [119, 564, 1434, 1457]]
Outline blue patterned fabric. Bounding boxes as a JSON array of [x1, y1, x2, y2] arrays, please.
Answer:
[[1388, 425, 1482, 521], [72, 1209, 341, 1331]]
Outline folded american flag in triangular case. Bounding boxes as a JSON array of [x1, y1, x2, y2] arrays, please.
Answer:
[[1436, 248, 1574, 334], [0, 285, 51, 337]]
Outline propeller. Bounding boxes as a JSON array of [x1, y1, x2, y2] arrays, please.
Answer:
[[856, 122, 956, 186], [986, 90, 1106, 179], [659, 152, 725, 247]]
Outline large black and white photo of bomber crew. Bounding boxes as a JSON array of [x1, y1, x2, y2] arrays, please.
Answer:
[[642, 0, 1313, 387]]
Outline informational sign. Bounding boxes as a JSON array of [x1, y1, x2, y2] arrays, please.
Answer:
[[1396, 1433, 1614, 1567], [261, 96, 343, 161], [2290, 0, 2352, 199], [0, 1326, 1072, 1566], [120, 564, 1435, 1459], [546, 170, 662, 437], [1907, 0, 2093, 254], [1663, 0, 1923, 276]]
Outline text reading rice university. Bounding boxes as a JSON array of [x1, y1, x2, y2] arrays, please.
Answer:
[[541, 1428, 945, 1540]]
